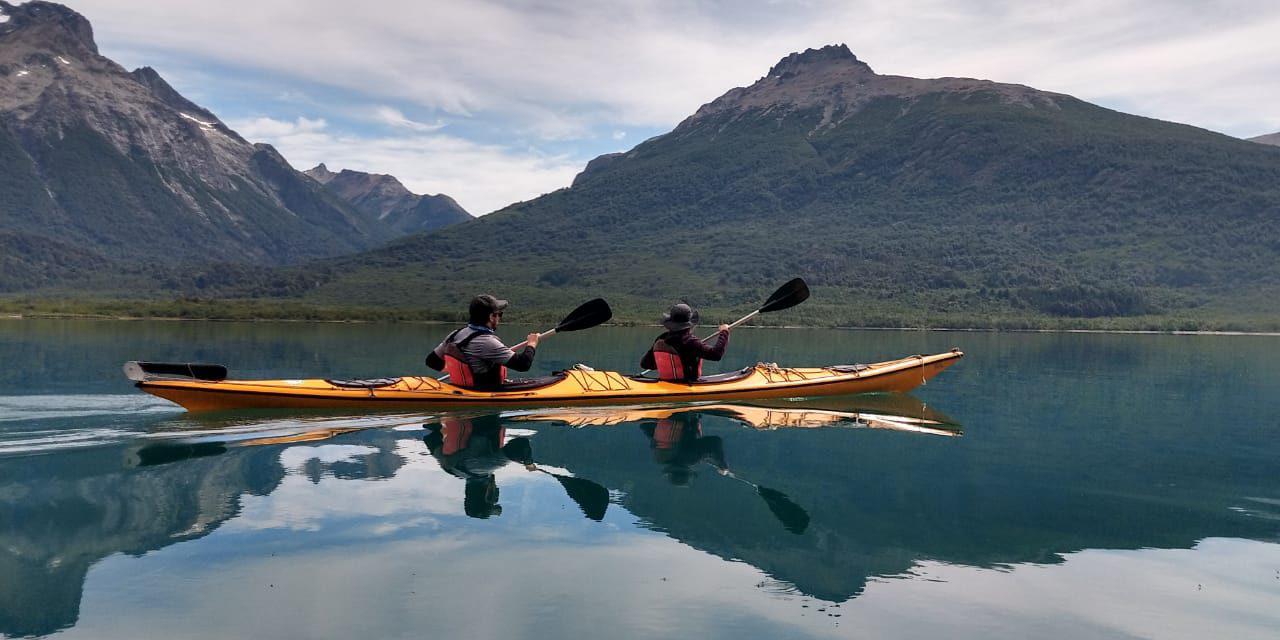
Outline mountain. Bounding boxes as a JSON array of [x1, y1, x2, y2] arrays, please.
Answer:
[[237, 44, 1280, 327], [1250, 131, 1280, 146], [304, 164, 472, 234], [0, 1, 410, 288]]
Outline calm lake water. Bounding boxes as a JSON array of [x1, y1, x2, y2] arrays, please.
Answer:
[[1, 319, 1277, 639]]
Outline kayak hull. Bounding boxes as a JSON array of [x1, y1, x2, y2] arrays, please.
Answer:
[[136, 350, 963, 413]]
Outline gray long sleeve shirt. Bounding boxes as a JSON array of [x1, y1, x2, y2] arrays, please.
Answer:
[[429, 326, 537, 382]]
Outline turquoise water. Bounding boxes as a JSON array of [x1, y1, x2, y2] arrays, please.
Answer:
[[1, 320, 1277, 639]]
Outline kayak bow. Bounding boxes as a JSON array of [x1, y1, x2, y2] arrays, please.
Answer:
[[126, 349, 963, 413]]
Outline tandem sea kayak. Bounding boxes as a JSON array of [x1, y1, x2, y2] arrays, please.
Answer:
[[124, 349, 963, 413]]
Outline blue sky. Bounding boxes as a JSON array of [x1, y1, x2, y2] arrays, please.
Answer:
[[58, 0, 1280, 215]]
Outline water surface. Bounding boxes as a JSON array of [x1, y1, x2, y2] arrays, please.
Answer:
[[0, 320, 1277, 639]]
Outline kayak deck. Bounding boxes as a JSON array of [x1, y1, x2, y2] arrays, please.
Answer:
[[133, 349, 963, 413]]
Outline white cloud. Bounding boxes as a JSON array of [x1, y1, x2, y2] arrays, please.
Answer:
[[611, 131, 626, 140], [371, 106, 445, 132], [228, 115, 581, 215], [233, 116, 327, 138], [69, 0, 1280, 136], [58, 0, 1280, 210]]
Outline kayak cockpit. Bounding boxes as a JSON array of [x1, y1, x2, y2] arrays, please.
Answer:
[[628, 366, 757, 385]]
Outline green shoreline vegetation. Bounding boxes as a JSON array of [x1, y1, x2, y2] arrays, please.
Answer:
[[3, 297, 1277, 333]]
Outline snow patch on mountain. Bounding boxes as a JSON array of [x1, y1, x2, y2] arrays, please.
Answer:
[[180, 112, 216, 128]]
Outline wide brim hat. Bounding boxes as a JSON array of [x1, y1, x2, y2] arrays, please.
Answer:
[[661, 303, 699, 331]]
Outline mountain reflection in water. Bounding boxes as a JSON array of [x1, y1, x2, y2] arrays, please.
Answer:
[[0, 393, 1275, 638]]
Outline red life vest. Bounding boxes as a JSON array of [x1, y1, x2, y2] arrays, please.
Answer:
[[652, 337, 702, 382], [443, 329, 508, 389]]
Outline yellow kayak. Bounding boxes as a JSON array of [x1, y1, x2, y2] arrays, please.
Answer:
[[125, 349, 963, 413]]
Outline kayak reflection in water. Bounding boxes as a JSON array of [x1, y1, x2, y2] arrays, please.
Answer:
[[639, 411, 728, 485], [640, 303, 731, 382], [423, 414, 609, 521]]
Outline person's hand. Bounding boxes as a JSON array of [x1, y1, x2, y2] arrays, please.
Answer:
[[718, 324, 730, 333], [526, 332, 541, 348]]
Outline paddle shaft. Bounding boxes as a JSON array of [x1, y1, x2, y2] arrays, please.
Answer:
[[510, 328, 556, 351], [711, 310, 758, 341]]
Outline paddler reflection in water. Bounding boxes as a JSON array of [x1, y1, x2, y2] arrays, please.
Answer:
[[423, 414, 533, 518], [423, 415, 611, 521], [640, 303, 730, 382], [640, 411, 728, 485], [425, 294, 540, 389]]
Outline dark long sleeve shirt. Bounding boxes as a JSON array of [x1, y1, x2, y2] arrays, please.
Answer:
[[640, 329, 729, 381]]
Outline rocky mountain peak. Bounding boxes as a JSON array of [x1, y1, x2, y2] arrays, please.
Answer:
[[129, 66, 223, 127], [766, 44, 873, 79], [305, 163, 337, 184], [0, 1, 98, 55], [681, 44, 1063, 130], [340, 169, 412, 198], [304, 165, 472, 233]]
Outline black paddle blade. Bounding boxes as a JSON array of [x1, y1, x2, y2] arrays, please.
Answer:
[[756, 486, 811, 535], [123, 361, 228, 382], [554, 298, 613, 333], [550, 473, 610, 521], [759, 278, 810, 313]]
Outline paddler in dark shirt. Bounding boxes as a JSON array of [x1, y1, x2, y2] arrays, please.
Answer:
[[639, 411, 728, 485], [425, 294, 540, 389], [640, 303, 730, 382]]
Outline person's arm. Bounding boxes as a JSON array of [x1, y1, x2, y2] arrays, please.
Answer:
[[425, 338, 449, 370], [640, 348, 656, 370], [504, 345, 537, 372], [505, 332, 541, 372], [471, 334, 539, 372], [683, 327, 730, 361]]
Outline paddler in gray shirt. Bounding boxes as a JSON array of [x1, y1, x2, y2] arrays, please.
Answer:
[[425, 294, 541, 389]]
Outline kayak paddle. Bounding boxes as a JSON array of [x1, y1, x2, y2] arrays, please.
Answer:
[[639, 278, 809, 376], [715, 277, 810, 335], [532, 466, 610, 521], [123, 361, 228, 382], [509, 297, 613, 350], [719, 467, 810, 535]]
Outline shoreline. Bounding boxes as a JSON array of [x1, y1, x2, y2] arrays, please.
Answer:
[[3, 313, 1278, 337]]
